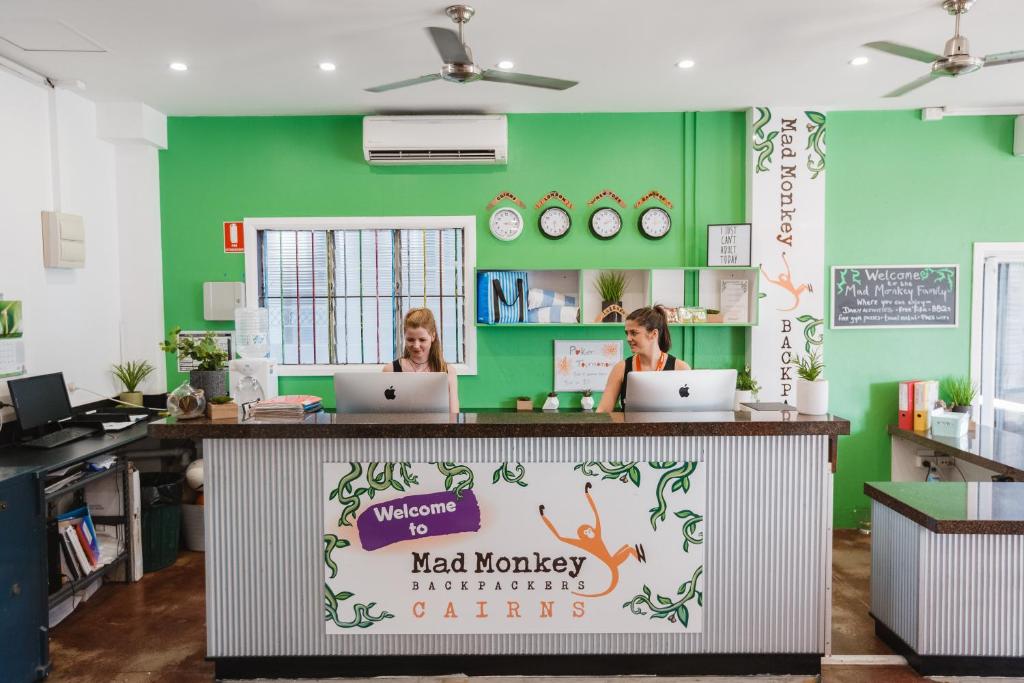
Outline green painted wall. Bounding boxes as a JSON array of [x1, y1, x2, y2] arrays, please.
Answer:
[[825, 111, 1024, 528], [160, 108, 1021, 528], [159, 112, 747, 410]]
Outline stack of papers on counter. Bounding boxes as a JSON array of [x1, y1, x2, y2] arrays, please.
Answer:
[[250, 395, 322, 418]]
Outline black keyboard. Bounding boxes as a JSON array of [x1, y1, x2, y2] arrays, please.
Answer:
[[25, 426, 98, 449]]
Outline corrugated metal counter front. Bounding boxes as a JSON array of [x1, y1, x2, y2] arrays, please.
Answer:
[[150, 412, 848, 678]]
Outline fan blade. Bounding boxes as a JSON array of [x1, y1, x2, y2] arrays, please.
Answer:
[[365, 74, 441, 93], [865, 41, 941, 64], [481, 70, 577, 90], [984, 50, 1024, 67], [426, 27, 472, 64], [884, 72, 941, 98]]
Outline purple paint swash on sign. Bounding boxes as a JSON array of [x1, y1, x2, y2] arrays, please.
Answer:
[[357, 490, 481, 551]]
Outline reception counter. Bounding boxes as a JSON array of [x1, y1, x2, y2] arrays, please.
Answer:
[[150, 410, 849, 679]]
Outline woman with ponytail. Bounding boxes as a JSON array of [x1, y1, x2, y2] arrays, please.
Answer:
[[382, 307, 459, 412], [596, 304, 690, 412]]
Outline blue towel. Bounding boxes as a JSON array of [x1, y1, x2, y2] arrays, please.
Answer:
[[528, 288, 577, 310]]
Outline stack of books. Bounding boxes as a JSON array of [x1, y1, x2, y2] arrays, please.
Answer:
[[55, 506, 103, 581], [898, 379, 939, 432], [249, 394, 322, 418]]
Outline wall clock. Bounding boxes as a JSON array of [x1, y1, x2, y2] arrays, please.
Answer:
[[489, 207, 524, 241], [638, 207, 671, 240], [538, 206, 572, 240], [589, 207, 622, 240]]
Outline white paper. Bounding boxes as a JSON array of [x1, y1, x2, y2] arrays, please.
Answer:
[[720, 280, 750, 323]]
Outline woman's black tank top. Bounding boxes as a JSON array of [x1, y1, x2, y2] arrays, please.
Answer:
[[391, 359, 403, 372], [619, 353, 678, 409]]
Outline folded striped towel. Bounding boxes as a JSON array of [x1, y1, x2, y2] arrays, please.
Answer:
[[527, 306, 579, 323], [528, 288, 577, 310]]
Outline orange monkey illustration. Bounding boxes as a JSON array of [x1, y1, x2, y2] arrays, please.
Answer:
[[760, 252, 813, 312], [539, 482, 645, 598]]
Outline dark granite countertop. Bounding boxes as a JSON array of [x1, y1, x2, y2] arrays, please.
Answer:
[[888, 424, 1024, 479], [148, 410, 850, 440], [865, 481, 1024, 534]]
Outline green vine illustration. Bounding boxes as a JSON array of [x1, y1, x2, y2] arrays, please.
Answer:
[[491, 462, 528, 487], [835, 268, 862, 295], [674, 510, 704, 553], [796, 314, 824, 353], [329, 462, 419, 526], [324, 584, 393, 629], [648, 462, 698, 530], [323, 534, 349, 578], [623, 566, 703, 627], [574, 461, 642, 487], [805, 110, 826, 179], [752, 107, 777, 173], [919, 267, 955, 291], [436, 462, 475, 499]]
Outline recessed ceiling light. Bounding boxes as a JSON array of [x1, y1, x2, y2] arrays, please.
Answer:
[[497, 60, 515, 70], [675, 59, 695, 69], [169, 62, 188, 72], [319, 62, 337, 72], [849, 56, 869, 66]]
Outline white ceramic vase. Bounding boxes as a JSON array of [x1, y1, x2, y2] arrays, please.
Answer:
[[734, 390, 752, 411], [797, 379, 829, 415], [542, 395, 560, 411], [580, 395, 595, 411]]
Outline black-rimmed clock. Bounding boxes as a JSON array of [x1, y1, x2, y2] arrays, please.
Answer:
[[638, 207, 671, 239], [589, 207, 622, 240], [538, 206, 572, 239]]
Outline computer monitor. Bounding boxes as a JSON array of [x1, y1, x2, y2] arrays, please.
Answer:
[[334, 372, 450, 413], [624, 369, 738, 412], [7, 372, 73, 431]]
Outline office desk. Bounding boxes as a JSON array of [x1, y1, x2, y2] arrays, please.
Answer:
[[0, 422, 151, 477], [152, 411, 849, 679]]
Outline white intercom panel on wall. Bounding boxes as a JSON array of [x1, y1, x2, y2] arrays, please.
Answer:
[[41, 211, 86, 268], [203, 281, 245, 320]]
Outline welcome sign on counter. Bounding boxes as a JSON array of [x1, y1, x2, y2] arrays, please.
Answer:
[[323, 460, 704, 634], [831, 265, 958, 329]]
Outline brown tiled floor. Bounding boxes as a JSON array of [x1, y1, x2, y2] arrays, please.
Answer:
[[47, 551, 213, 683], [46, 533, 931, 682]]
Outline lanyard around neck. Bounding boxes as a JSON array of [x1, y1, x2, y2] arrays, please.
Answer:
[[634, 352, 667, 372]]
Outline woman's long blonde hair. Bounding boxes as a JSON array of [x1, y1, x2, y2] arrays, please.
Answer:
[[402, 307, 447, 372]]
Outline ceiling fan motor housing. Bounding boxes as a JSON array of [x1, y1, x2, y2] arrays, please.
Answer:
[[442, 62, 483, 83]]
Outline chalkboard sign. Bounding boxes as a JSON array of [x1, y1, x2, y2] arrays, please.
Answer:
[[831, 265, 958, 329]]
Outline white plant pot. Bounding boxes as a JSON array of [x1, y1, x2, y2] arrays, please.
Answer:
[[797, 379, 829, 416], [542, 396, 560, 411], [734, 390, 752, 411], [580, 395, 595, 411]]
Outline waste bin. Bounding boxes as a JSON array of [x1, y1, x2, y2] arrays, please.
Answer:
[[140, 472, 183, 573]]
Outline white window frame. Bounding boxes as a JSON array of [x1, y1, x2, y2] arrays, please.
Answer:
[[244, 216, 477, 377], [969, 242, 1024, 428]]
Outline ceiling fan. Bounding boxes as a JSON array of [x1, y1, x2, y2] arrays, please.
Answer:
[[365, 4, 578, 93], [865, 0, 1024, 97]]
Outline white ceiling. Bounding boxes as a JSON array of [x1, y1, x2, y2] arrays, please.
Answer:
[[1, 0, 1023, 116]]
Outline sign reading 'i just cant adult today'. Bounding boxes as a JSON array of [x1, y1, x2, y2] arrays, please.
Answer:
[[323, 461, 705, 634]]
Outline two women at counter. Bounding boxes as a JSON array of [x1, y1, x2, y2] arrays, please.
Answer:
[[385, 305, 689, 413]]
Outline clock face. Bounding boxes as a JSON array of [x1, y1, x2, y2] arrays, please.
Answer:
[[538, 206, 572, 240], [638, 207, 672, 239], [589, 207, 622, 240], [489, 207, 523, 241]]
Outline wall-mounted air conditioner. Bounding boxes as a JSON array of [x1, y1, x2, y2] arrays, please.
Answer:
[[363, 115, 508, 165]]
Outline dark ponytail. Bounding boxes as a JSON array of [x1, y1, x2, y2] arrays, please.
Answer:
[[626, 305, 672, 352]]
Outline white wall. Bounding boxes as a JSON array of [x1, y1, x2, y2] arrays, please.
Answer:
[[0, 68, 164, 423]]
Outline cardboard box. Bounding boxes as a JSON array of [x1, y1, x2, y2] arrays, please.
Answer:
[[206, 401, 238, 421]]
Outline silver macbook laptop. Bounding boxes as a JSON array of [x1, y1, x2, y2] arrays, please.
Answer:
[[334, 372, 449, 413], [624, 369, 738, 412]]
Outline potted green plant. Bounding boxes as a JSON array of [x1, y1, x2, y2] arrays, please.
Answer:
[[160, 327, 229, 400], [594, 271, 629, 322], [542, 391, 560, 411], [791, 349, 827, 415], [112, 360, 155, 407], [942, 375, 977, 414], [516, 395, 533, 412], [580, 388, 595, 411], [735, 366, 761, 411]]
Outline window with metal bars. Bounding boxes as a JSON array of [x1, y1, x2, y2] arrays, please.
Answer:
[[257, 226, 466, 367]]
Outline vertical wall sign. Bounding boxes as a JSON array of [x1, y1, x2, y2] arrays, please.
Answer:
[[747, 108, 826, 403], [224, 221, 245, 253]]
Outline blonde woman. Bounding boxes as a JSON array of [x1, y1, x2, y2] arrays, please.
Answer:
[[383, 307, 459, 413]]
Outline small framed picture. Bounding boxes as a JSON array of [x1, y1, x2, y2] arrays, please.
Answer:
[[707, 224, 751, 267]]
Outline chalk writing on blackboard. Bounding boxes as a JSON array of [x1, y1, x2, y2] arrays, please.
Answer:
[[831, 265, 958, 329]]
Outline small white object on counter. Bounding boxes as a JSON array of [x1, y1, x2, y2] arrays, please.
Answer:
[[931, 411, 969, 438]]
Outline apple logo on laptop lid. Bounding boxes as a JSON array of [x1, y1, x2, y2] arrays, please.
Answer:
[[679, 385, 690, 398], [384, 386, 396, 400]]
